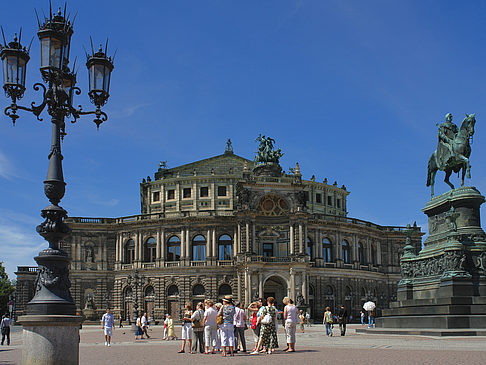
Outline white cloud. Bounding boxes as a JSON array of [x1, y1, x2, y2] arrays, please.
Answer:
[[0, 150, 17, 180]]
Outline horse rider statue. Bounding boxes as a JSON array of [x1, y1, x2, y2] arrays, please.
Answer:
[[436, 113, 459, 170]]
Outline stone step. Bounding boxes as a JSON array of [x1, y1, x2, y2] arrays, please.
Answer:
[[356, 327, 486, 336], [383, 304, 486, 316], [376, 314, 486, 329]]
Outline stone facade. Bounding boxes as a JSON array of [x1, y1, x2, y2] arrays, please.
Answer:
[[15, 147, 422, 322]]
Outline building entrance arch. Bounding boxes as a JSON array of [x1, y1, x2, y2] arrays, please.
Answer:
[[263, 275, 288, 310]]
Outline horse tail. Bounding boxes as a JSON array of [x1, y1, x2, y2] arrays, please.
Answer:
[[427, 153, 435, 187]]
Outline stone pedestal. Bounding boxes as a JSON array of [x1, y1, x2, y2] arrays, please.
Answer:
[[367, 187, 486, 335], [19, 315, 83, 365]]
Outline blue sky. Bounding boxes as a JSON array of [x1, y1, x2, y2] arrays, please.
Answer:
[[1, 0, 486, 279]]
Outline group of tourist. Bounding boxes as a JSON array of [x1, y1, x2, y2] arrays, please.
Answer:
[[323, 305, 350, 337]]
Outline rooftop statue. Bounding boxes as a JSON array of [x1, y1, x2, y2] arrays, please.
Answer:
[[225, 138, 233, 154], [427, 113, 476, 197], [255, 134, 283, 165]]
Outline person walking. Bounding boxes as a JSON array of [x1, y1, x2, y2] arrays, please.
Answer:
[[248, 298, 263, 351], [305, 311, 311, 327], [214, 302, 222, 352], [135, 313, 143, 340], [218, 296, 236, 357], [101, 308, 115, 346], [163, 314, 169, 340], [1, 314, 11, 346], [298, 310, 305, 333], [251, 297, 278, 355], [323, 307, 333, 337], [141, 312, 150, 339], [179, 302, 193, 353], [233, 302, 247, 353], [203, 299, 218, 354], [167, 314, 176, 340], [283, 297, 297, 352], [118, 314, 123, 328], [360, 311, 365, 325], [338, 305, 348, 336], [191, 302, 205, 353], [368, 310, 374, 328]]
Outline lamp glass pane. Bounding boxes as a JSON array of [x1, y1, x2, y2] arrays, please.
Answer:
[[93, 64, 104, 91], [49, 38, 62, 69], [5, 55, 18, 84], [103, 66, 111, 93], [40, 37, 50, 68], [18, 57, 26, 87], [2, 57, 7, 85]]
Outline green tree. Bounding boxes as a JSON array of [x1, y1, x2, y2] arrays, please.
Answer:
[[0, 262, 14, 316]]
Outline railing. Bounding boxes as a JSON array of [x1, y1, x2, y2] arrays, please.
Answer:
[[191, 261, 206, 267], [165, 262, 180, 267], [66, 217, 116, 224], [217, 260, 234, 266], [309, 213, 421, 232], [248, 256, 305, 263], [16, 266, 37, 273], [142, 263, 156, 268], [121, 264, 133, 270]]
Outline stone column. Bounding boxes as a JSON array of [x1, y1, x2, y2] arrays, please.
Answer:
[[237, 224, 241, 254], [289, 224, 294, 255], [376, 241, 382, 265], [134, 233, 140, 262], [212, 229, 217, 260], [252, 222, 256, 255], [180, 229, 185, 259], [237, 270, 241, 303], [318, 231, 323, 259], [302, 272, 307, 300], [245, 222, 250, 253], [258, 272, 263, 299], [186, 229, 190, 261], [233, 229, 237, 258], [290, 268, 295, 300], [207, 229, 212, 258], [244, 269, 250, 306], [156, 230, 161, 264], [299, 223, 303, 254], [138, 232, 143, 264]]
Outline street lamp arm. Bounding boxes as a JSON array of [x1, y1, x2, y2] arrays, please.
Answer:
[[4, 82, 47, 123], [72, 105, 108, 130]]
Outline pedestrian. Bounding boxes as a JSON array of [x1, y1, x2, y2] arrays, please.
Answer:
[[203, 299, 218, 354], [233, 301, 247, 353], [118, 314, 123, 328], [141, 312, 151, 338], [1, 314, 11, 346], [283, 297, 297, 352], [178, 302, 193, 353], [248, 299, 263, 352], [323, 307, 333, 337], [167, 314, 176, 340], [305, 311, 311, 327], [251, 297, 279, 355], [219, 296, 236, 357], [338, 305, 348, 336], [298, 310, 305, 333], [360, 311, 365, 325], [214, 302, 222, 352], [191, 302, 205, 353], [368, 310, 374, 328], [135, 313, 143, 340], [101, 308, 115, 346], [163, 314, 169, 340]]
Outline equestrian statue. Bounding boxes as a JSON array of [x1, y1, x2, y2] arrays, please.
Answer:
[[427, 113, 476, 197]]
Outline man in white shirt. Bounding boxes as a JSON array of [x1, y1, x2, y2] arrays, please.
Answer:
[[1, 314, 11, 346], [203, 299, 218, 354], [101, 309, 115, 346], [141, 313, 150, 338]]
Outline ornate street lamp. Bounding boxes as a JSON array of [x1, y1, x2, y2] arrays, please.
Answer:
[[1, 5, 114, 365], [127, 270, 146, 332]]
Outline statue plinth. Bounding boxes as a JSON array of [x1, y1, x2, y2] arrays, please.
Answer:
[[252, 163, 282, 177], [364, 187, 486, 335]]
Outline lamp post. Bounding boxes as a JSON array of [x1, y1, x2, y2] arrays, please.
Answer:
[[1, 5, 114, 365], [127, 269, 146, 332]]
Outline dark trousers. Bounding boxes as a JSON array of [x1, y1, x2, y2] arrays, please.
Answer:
[[142, 326, 150, 338], [339, 322, 346, 336], [1, 328, 10, 345], [192, 330, 204, 353], [234, 326, 246, 351]]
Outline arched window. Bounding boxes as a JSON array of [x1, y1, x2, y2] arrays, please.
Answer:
[[167, 285, 179, 297], [144, 237, 156, 263], [145, 286, 155, 297], [345, 286, 352, 298], [358, 243, 365, 265], [322, 238, 332, 263], [360, 287, 366, 298], [218, 284, 232, 296], [306, 237, 314, 259], [192, 235, 206, 261], [192, 284, 205, 296], [218, 234, 232, 261], [342, 240, 350, 264], [124, 239, 135, 264], [167, 236, 181, 261], [371, 244, 377, 266]]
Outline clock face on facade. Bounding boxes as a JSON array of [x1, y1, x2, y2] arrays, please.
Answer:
[[257, 194, 289, 216]]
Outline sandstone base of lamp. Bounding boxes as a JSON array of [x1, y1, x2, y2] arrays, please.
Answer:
[[19, 315, 83, 365]]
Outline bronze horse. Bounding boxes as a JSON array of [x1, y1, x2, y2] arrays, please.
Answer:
[[427, 113, 476, 197]]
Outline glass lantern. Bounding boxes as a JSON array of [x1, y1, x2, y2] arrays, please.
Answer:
[[86, 46, 114, 107], [0, 35, 30, 100]]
